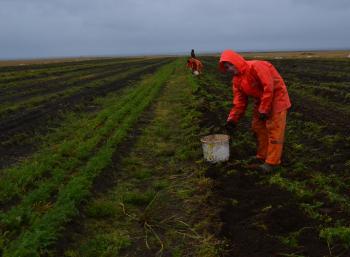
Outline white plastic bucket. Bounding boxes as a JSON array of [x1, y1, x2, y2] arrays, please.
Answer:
[[200, 134, 230, 163]]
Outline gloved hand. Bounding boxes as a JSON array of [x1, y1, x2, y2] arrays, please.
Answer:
[[225, 120, 236, 133], [259, 113, 268, 121]]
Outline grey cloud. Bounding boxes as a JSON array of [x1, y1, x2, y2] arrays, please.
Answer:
[[290, 0, 350, 9], [0, 0, 349, 59]]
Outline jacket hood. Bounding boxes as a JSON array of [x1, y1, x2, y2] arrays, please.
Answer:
[[219, 50, 248, 74]]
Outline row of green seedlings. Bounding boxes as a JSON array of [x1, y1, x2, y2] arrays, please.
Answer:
[[268, 173, 350, 251], [0, 60, 175, 208], [0, 57, 149, 84], [0, 61, 137, 102], [272, 59, 350, 78], [0, 57, 134, 74], [0, 58, 162, 101], [286, 80, 350, 104], [0, 58, 159, 93], [291, 80, 350, 93], [285, 113, 349, 172], [0, 60, 178, 256], [0, 59, 160, 106], [273, 74, 350, 107], [63, 67, 215, 257], [282, 116, 348, 206], [0, 75, 156, 206], [266, 112, 350, 250], [0, 58, 123, 85], [0, 60, 169, 118], [286, 86, 350, 121]]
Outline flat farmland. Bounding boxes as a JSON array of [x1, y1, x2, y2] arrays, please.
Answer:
[[0, 54, 350, 256]]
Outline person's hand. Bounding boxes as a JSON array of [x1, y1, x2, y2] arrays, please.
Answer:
[[225, 120, 236, 133], [259, 113, 268, 121]]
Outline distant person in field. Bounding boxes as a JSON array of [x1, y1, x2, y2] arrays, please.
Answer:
[[187, 49, 203, 75], [219, 50, 291, 172], [191, 49, 196, 58]]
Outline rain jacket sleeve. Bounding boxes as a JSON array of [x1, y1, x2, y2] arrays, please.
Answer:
[[253, 63, 274, 114], [227, 82, 248, 123]]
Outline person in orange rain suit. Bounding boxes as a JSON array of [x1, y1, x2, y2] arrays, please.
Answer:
[[219, 50, 291, 172], [187, 57, 203, 74]]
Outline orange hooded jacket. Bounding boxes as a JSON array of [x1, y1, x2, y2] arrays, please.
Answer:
[[188, 57, 203, 72], [219, 50, 291, 123]]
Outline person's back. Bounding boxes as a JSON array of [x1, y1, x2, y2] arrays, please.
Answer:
[[245, 59, 291, 114]]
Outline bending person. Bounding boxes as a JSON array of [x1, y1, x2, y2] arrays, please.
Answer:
[[220, 50, 291, 172]]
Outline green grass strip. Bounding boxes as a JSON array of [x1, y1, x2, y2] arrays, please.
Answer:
[[0, 64, 170, 235], [2, 60, 178, 256], [0, 61, 169, 204]]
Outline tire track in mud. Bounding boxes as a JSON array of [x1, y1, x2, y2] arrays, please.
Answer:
[[0, 60, 172, 169]]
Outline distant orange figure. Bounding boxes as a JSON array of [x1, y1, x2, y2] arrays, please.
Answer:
[[187, 57, 203, 74], [187, 49, 203, 75], [219, 50, 291, 172]]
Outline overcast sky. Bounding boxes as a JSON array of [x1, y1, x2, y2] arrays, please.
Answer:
[[0, 0, 349, 59]]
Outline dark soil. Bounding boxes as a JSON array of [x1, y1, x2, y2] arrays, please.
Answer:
[[270, 58, 350, 83], [288, 90, 350, 136], [206, 164, 329, 257]]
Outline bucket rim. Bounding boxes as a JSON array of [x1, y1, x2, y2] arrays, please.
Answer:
[[200, 134, 230, 143]]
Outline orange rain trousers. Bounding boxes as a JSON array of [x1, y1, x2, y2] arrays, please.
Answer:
[[252, 110, 287, 165]]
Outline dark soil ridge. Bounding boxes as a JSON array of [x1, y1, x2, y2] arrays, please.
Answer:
[[270, 59, 350, 83], [0, 58, 163, 101], [0, 59, 136, 85], [291, 84, 350, 105], [0, 58, 161, 101], [284, 70, 350, 83], [0, 57, 132, 73], [289, 90, 350, 136], [0, 60, 171, 169]]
